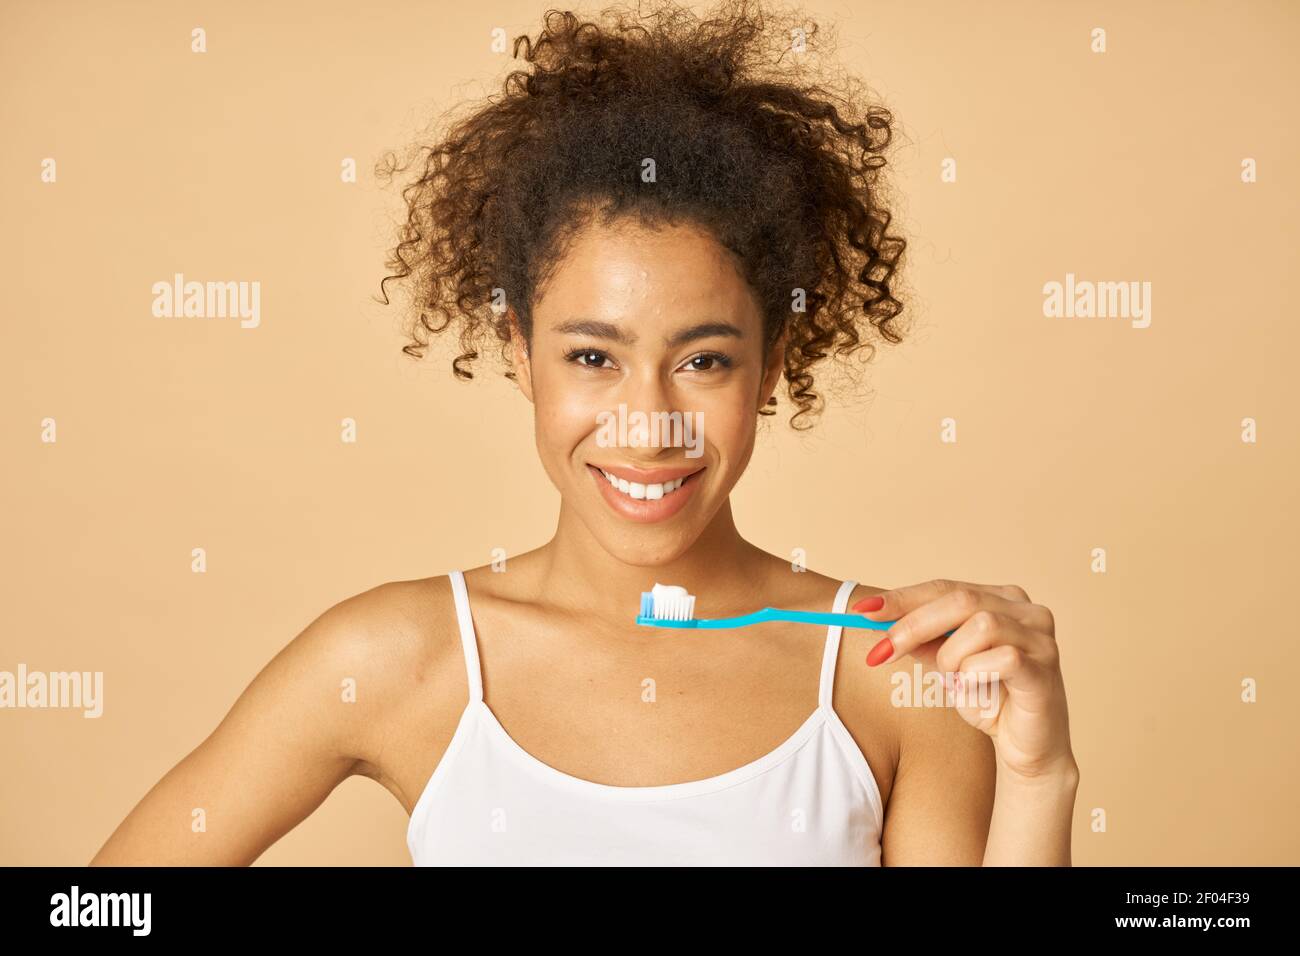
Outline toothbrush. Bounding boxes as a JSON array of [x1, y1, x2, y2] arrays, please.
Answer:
[[636, 583, 956, 636]]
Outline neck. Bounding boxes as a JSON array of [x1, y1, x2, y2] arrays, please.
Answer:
[[533, 498, 772, 626]]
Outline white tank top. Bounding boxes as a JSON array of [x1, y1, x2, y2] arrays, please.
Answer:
[[407, 571, 885, 865]]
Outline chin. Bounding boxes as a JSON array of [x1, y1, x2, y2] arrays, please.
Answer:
[[592, 526, 700, 569]]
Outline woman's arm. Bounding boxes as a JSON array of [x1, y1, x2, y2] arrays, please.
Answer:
[[90, 585, 418, 866], [879, 694, 997, 865], [878, 698, 1079, 865], [983, 759, 1079, 866]]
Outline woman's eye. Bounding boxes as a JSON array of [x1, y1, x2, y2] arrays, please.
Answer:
[[566, 349, 613, 369], [682, 353, 732, 372]]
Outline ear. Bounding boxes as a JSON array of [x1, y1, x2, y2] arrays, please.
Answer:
[[758, 327, 787, 411], [508, 307, 534, 404]]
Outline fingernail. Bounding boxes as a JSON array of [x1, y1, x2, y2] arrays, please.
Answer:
[[853, 595, 885, 613], [866, 637, 894, 667]]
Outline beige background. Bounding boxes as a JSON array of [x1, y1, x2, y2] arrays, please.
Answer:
[[2, 0, 1296, 865]]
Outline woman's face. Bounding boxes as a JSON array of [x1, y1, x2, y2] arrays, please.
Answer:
[[512, 215, 785, 566]]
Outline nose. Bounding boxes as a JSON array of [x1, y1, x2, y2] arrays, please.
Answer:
[[615, 367, 683, 457]]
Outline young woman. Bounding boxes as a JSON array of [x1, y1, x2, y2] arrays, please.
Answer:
[[92, 0, 1077, 866]]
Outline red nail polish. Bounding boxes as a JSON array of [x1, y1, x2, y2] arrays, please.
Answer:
[[866, 637, 894, 667], [853, 595, 885, 613]]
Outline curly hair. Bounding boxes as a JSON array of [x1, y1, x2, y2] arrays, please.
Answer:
[[377, 0, 908, 428]]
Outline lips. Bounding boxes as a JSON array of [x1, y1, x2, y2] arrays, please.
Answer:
[[595, 463, 705, 485], [586, 463, 704, 523]]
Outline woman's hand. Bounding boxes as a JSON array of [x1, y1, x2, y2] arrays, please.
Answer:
[[854, 579, 1077, 784]]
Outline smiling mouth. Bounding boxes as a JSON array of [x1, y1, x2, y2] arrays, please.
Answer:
[[584, 463, 706, 522], [593, 466, 702, 501]]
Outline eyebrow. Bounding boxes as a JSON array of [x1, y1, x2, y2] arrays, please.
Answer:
[[666, 322, 744, 347], [550, 319, 745, 347], [551, 320, 636, 345]]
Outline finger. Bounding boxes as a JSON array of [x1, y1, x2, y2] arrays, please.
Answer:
[[854, 578, 1041, 623], [865, 585, 1047, 667], [945, 670, 1004, 719], [852, 578, 965, 617], [989, 583, 1032, 604], [951, 642, 1051, 698], [860, 579, 974, 666], [933, 611, 1054, 679]]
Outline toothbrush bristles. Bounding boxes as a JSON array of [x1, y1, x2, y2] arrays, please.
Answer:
[[653, 593, 695, 621], [640, 583, 697, 622]]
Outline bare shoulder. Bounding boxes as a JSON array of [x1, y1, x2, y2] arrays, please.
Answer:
[[875, 653, 996, 863], [831, 579, 995, 820], [305, 576, 453, 676], [295, 575, 465, 769], [833, 578, 995, 863], [819, 582, 904, 811]]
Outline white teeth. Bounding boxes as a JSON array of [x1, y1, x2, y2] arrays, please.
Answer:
[[599, 469, 690, 501]]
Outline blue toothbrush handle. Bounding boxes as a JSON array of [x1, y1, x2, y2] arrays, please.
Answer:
[[762, 609, 957, 637], [637, 607, 958, 636], [752, 608, 891, 629]]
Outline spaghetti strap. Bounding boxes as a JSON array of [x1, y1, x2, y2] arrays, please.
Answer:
[[447, 570, 484, 704], [818, 579, 858, 710]]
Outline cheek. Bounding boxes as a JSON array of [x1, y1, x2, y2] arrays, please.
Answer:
[[693, 390, 759, 463], [706, 408, 758, 461], [531, 365, 600, 453]]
